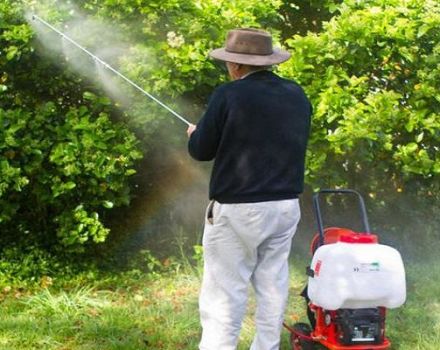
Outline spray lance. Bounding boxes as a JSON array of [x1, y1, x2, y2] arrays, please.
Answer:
[[31, 14, 192, 127]]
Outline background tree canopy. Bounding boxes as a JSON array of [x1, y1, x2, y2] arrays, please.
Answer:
[[0, 0, 439, 274]]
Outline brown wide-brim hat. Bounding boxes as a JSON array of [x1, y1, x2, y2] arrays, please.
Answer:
[[209, 28, 291, 66]]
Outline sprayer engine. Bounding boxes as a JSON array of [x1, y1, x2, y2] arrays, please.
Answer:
[[336, 308, 385, 345]]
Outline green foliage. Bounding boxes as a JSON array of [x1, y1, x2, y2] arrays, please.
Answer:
[[0, 101, 142, 251], [0, 246, 54, 285], [279, 0, 440, 196], [0, 1, 143, 254], [0, 243, 95, 287], [56, 206, 110, 247]]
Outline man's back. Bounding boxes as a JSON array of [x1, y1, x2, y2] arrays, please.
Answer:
[[189, 70, 312, 203]]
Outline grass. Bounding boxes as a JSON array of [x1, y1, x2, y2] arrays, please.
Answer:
[[0, 254, 439, 349], [0, 271, 201, 350]]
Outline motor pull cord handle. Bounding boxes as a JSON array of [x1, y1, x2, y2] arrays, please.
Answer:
[[313, 189, 371, 247]]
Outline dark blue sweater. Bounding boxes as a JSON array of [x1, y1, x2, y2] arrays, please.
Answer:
[[188, 70, 312, 203]]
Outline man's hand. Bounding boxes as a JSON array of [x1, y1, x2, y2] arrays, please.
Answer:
[[187, 123, 197, 137]]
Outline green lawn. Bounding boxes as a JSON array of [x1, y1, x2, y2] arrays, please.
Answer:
[[0, 257, 439, 349]]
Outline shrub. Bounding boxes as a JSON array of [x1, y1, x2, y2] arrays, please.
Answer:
[[0, 101, 142, 252]]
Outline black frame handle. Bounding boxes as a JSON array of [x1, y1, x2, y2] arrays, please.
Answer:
[[313, 189, 371, 246]]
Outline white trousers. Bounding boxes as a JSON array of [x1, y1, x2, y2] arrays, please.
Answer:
[[199, 199, 301, 350]]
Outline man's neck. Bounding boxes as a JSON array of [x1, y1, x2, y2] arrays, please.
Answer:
[[240, 69, 267, 80]]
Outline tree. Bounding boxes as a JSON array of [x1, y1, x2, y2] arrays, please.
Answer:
[[280, 0, 439, 191], [0, 0, 142, 253]]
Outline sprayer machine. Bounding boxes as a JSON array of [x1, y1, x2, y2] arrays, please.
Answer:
[[285, 189, 406, 350]]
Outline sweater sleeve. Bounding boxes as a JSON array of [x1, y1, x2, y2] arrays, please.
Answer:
[[188, 87, 226, 161]]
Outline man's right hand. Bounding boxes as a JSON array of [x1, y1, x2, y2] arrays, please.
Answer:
[[187, 123, 197, 138]]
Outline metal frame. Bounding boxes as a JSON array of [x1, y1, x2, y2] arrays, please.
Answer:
[[313, 189, 371, 246]]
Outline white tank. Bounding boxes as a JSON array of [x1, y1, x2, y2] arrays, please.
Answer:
[[307, 241, 406, 310]]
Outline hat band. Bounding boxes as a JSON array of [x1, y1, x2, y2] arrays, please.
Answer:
[[225, 47, 273, 56]]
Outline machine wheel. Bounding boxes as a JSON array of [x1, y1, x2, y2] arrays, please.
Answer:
[[290, 323, 315, 350]]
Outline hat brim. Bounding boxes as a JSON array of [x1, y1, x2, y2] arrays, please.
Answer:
[[209, 47, 291, 66]]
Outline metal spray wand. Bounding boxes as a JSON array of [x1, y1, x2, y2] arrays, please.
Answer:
[[32, 14, 191, 127]]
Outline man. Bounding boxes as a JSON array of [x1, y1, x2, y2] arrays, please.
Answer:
[[187, 28, 312, 350]]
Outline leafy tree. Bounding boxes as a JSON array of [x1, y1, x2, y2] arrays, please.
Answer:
[[0, 1, 142, 253], [280, 0, 439, 191]]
